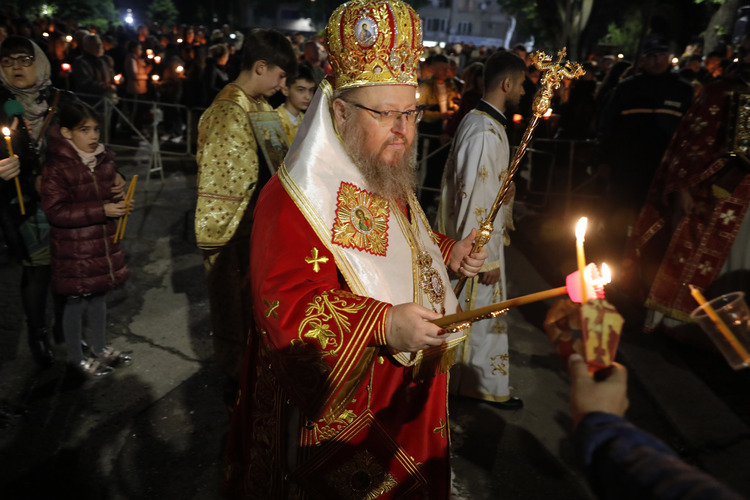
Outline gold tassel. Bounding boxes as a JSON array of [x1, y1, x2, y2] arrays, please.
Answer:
[[411, 345, 459, 382]]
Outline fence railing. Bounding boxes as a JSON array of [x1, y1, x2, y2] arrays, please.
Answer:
[[75, 93, 603, 212], [75, 92, 207, 190]]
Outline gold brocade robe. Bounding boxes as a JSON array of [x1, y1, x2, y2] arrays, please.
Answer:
[[195, 83, 272, 380], [275, 105, 304, 146]]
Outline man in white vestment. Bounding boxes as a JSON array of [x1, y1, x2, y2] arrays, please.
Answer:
[[439, 50, 527, 409]]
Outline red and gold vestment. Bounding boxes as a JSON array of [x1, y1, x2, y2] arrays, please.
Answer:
[[222, 82, 461, 500]]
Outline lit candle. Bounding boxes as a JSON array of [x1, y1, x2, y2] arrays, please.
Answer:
[[3, 127, 25, 215], [575, 217, 588, 303]]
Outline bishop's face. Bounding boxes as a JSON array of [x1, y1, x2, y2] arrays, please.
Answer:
[[333, 85, 419, 201]]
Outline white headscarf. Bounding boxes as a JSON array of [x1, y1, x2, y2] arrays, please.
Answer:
[[0, 38, 53, 141]]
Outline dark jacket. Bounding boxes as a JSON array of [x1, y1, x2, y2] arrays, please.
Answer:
[[41, 129, 128, 295], [576, 412, 744, 500], [0, 85, 77, 262]]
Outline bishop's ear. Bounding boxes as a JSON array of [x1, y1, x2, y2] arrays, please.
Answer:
[[332, 98, 349, 128]]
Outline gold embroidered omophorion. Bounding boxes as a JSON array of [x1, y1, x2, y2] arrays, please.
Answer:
[[332, 182, 390, 255]]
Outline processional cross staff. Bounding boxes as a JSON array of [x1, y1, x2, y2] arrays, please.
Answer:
[[453, 48, 586, 297]]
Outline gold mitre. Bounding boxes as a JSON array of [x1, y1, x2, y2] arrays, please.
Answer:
[[324, 0, 423, 90]]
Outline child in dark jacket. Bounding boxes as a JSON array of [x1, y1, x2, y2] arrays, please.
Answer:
[[41, 102, 132, 378]]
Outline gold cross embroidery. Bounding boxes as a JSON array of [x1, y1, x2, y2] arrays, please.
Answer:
[[305, 247, 329, 273], [478, 165, 489, 183], [264, 298, 279, 319], [433, 418, 447, 438]]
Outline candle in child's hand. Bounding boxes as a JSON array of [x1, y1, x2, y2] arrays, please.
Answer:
[[575, 217, 588, 303]]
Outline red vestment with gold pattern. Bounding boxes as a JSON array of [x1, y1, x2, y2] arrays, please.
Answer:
[[621, 76, 750, 323], [221, 175, 457, 499]]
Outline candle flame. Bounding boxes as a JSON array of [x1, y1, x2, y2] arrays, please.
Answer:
[[2, 127, 10, 137], [152, 75, 160, 81], [575, 217, 587, 241], [176, 65, 184, 72], [62, 63, 71, 71], [601, 263, 611, 284], [543, 108, 553, 118], [513, 114, 523, 124], [154, 56, 161, 64]]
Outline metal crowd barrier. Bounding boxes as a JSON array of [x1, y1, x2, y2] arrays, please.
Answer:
[[514, 138, 602, 214], [75, 92, 206, 189]]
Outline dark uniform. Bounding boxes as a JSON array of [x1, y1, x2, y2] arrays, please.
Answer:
[[600, 70, 694, 208]]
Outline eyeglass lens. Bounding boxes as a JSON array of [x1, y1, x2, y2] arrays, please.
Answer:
[[1, 56, 34, 67]]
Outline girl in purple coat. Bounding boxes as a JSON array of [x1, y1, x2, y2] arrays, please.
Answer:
[[41, 102, 132, 378]]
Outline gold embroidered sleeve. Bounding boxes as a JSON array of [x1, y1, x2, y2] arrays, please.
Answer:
[[252, 183, 392, 422], [195, 101, 259, 249]]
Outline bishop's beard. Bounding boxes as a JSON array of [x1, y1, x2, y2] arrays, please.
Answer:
[[339, 119, 417, 202]]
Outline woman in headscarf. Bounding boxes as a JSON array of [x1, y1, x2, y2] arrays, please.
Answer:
[[0, 35, 79, 367]]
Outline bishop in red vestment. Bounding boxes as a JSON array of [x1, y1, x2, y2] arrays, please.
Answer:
[[221, 1, 489, 498]]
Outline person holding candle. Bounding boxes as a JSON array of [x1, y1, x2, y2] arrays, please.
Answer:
[[0, 35, 81, 368], [222, 2, 488, 497], [439, 50, 527, 410], [40, 101, 131, 378], [568, 353, 745, 500]]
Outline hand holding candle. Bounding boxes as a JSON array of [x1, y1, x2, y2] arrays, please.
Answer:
[[3, 126, 25, 215]]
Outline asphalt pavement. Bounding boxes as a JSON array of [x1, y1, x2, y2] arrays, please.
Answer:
[[1, 144, 750, 499]]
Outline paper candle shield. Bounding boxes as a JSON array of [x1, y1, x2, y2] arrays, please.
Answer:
[[580, 299, 624, 368], [565, 263, 603, 303]]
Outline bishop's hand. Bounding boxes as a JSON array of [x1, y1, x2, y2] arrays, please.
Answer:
[[449, 228, 489, 277], [385, 303, 445, 353]]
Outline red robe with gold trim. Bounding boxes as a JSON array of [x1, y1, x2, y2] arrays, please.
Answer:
[[222, 174, 458, 499], [621, 76, 750, 323]]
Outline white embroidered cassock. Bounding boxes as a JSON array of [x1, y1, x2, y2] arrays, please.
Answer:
[[439, 99, 516, 402]]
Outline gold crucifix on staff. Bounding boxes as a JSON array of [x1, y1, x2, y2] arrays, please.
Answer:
[[453, 48, 585, 297]]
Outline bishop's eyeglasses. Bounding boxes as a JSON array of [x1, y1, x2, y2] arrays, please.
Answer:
[[347, 101, 423, 126], [1, 55, 35, 67]]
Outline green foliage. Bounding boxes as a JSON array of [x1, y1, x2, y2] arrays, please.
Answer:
[[148, 0, 179, 27], [54, 0, 117, 23], [714, 24, 729, 36], [599, 8, 642, 59]]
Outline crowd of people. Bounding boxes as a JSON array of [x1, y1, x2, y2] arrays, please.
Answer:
[[1, 1, 750, 499]]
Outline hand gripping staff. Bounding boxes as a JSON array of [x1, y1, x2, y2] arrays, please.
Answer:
[[453, 48, 585, 297]]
